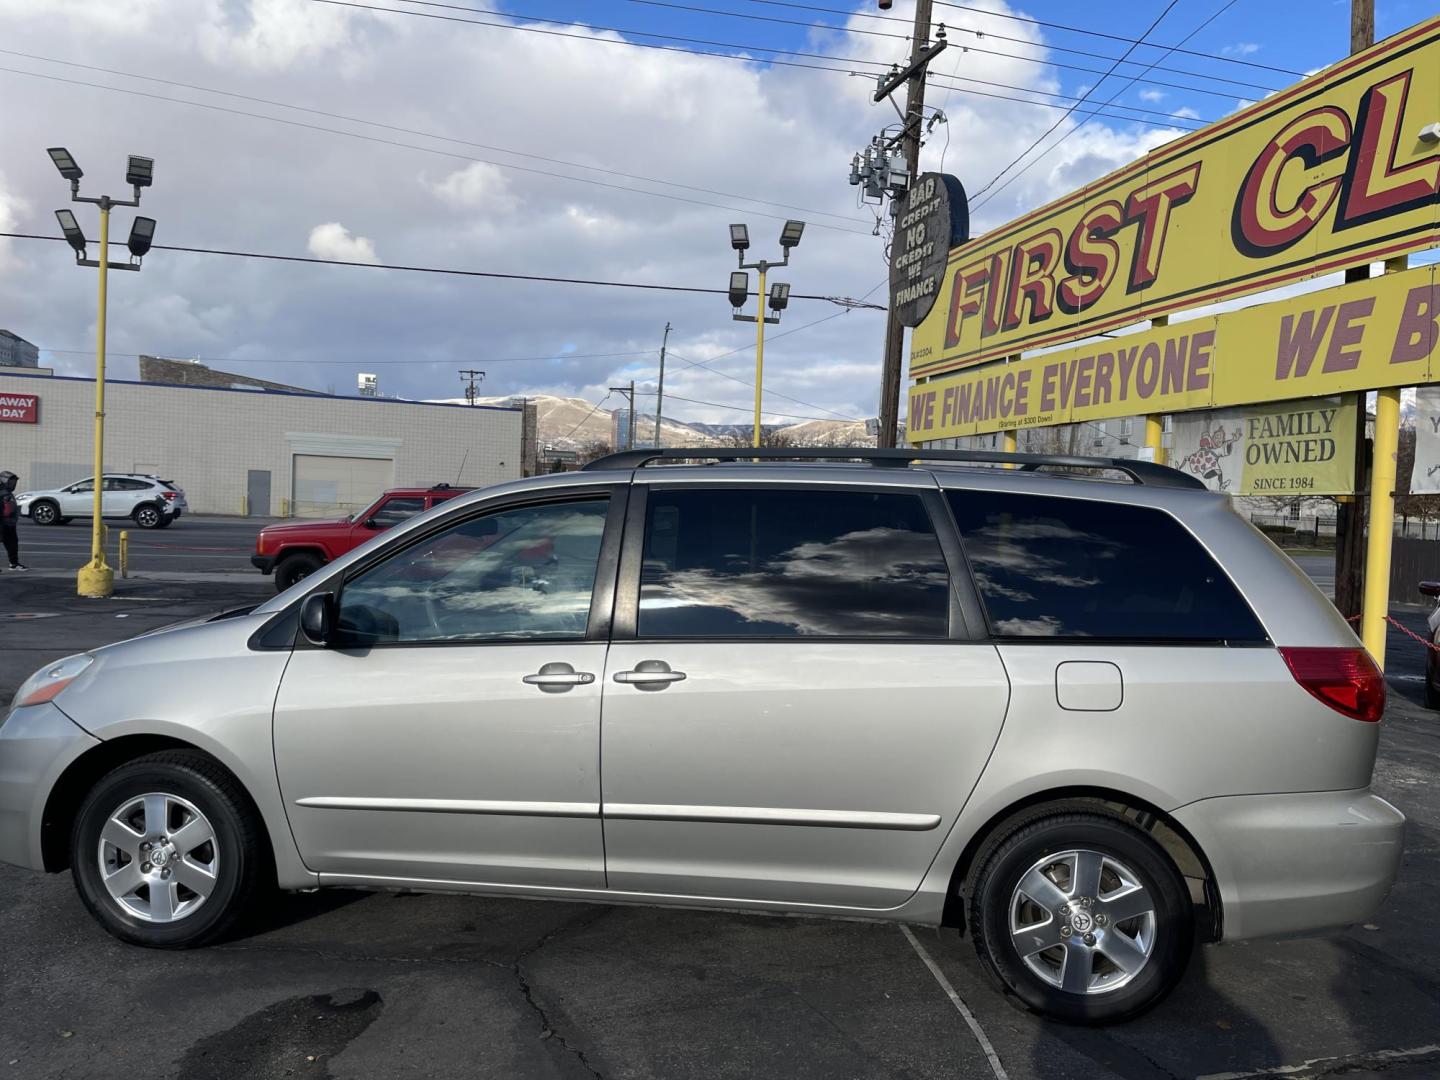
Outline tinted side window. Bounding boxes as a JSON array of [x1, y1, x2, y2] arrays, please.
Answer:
[[638, 488, 950, 639], [370, 497, 425, 528], [337, 497, 609, 644], [947, 491, 1266, 642]]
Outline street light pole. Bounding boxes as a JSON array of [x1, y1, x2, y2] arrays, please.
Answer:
[[752, 265, 766, 447], [85, 201, 111, 598], [48, 147, 156, 599], [727, 221, 803, 448]]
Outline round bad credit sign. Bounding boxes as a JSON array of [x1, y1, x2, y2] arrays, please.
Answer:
[[890, 172, 969, 328]]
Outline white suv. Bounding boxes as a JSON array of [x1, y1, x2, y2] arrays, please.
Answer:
[[17, 474, 187, 529]]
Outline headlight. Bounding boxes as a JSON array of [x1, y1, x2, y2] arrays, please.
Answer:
[[10, 654, 94, 710]]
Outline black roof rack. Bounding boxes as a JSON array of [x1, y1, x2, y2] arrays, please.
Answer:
[[581, 446, 1206, 490]]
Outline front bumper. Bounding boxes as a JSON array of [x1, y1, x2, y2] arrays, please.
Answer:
[[0, 702, 100, 872], [251, 554, 275, 574], [1172, 789, 1404, 941]]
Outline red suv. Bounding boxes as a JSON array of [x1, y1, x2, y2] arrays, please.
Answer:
[[252, 484, 472, 591]]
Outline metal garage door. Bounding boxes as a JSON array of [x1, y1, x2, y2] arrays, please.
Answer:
[[292, 455, 394, 518]]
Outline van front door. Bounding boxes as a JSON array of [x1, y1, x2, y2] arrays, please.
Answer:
[[273, 490, 623, 888]]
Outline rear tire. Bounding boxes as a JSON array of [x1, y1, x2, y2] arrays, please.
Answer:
[[133, 504, 163, 529], [275, 552, 323, 592], [71, 751, 269, 948], [969, 809, 1193, 1024], [30, 500, 59, 526]]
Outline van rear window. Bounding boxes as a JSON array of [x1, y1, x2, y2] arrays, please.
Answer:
[[946, 491, 1267, 643]]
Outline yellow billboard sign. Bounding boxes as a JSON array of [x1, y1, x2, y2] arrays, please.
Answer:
[[1169, 397, 1357, 495], [906, 263, 1438, 441], [909, 16, 1440, 379]]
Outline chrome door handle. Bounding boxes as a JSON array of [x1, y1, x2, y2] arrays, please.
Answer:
[[523, 662, 595, 693], [613, 660, 686, 691]]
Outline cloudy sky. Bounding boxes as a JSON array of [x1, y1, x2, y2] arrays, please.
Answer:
[[0, 0, 1423, 426]]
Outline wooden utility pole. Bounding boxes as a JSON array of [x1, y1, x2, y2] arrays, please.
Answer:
[[653, 322, 671, 449], [876, 0, 934, 449], [1334, 0, 1374, 619]]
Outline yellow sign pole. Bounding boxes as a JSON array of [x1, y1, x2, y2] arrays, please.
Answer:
[[1362, 387, 1400, 666], [77, 203, 115, 599], [752, 265, 767, 449], [1144, 415, 1165, 464]]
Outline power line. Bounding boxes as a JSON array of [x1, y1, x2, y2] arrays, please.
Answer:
[[642, 390, 852, 424], [0, 231, 876, 303], [0, 49, 867, 229], [969, 0, 1182, 204], [972, 0, 1241, 213], [560, 392, 615, 440], [666, 348, 858, 419], [0, 65, 876, 236], [34, 348, 658, 367], [309, 1, 1208, 130], [715, 0, 1289, 99], [929, 0, 1304, 76], [726, 0, 1302, 77], [606, 0, 1284, 92]]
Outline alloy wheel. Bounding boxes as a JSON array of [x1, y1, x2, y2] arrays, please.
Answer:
[[1007, 848, 1157, 995], [96, 792, 219, 923]]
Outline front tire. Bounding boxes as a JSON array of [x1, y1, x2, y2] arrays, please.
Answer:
[[71, 751, 268, 948], [30, 500, 59, 526], [275, 552, 324, 592], [133, 504, 163, 529], [969, 810, 1193, 1024]]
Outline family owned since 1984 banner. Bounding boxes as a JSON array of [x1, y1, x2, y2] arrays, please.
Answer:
[[1169, 397, 1357, 496]]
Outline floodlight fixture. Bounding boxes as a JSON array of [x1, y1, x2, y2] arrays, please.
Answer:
[[126, 155, 154, 189], [768, 281, 791, 312], [47, 147, 83, 182], [127, 216, 156, 259], [779, 220, 806, 250], [729, 224, 750, 252], [729, 271, 749, 308], [55, 209, 86, 254]]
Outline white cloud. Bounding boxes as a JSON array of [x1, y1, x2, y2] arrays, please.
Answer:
[[1138, 88, 1167, 103], [428, 163, 518, 213], [1222, 42, 1261, 56], [1173, 107, 1201, 120], [306, 223, 379, 265], [0, 0, 1236, 422]]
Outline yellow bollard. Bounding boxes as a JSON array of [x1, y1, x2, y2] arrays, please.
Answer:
[[240, 494, 248, 517], [119, 530, 129, 579]]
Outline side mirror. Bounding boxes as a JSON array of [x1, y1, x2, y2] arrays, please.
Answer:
[[300, 592, 336, 645], [1420, 581, 1440, 599], [364, 517, 382, 529]]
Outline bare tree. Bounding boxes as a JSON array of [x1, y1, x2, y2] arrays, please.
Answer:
[[724, 429, 796, 450]]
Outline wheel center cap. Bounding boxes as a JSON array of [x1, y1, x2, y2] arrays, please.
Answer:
[[1069, 908, 1094, 933], [150, 846, 170, 868]]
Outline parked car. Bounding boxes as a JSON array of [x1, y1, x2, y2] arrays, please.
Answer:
[[252, 484, 472, 591], [1, 448, 1403, 1024], [16, 474, 187, 529]]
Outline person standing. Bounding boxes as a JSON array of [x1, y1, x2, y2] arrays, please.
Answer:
[[0, 470, 26, 571]]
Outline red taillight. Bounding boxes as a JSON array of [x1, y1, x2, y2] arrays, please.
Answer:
[[1279, 647, 1385, 723], [161, 491, 178, 500]]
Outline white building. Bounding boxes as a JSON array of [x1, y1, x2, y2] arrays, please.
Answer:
[[0, 370, 527, 517]]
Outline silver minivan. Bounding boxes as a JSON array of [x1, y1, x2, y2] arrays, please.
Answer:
[[0, 448, 1404, 1023]]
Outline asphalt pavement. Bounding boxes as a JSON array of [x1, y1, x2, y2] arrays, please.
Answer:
[[6, 513, 279, 577], [1, 538, 1438, 1080]]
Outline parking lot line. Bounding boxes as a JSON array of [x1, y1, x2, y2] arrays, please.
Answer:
[[1196, 1043, 1440, 1080], [900, 924, 1009, 1080]]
